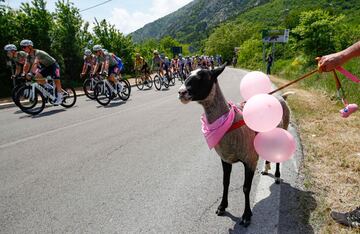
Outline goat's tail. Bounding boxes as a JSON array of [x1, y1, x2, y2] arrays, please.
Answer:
[[282, 91, 295, 101]]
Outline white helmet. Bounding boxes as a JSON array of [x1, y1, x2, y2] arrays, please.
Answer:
[[84, 49, 92, 56], [20, 39, 33, 47], [4, 44, 17, 51], [92, 44, 102, 52]]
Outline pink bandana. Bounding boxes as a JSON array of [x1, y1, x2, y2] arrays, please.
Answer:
[[201, 102, 241, 149]]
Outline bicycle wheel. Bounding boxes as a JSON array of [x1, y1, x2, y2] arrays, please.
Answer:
[[11, 83, 26, 107], [61, 86, 77, 108], [179, 73, 186, 84], [163, 76, 170, 89], [94, 81, 112, 106], [135, 77, 144, 90], [168, 73, 175, 86], [16, 85, 45, 115], [145, 75, 153, 89], [118, 80, 131, 101], [83, 78, 96, 100], [153, 74, 162, 90]]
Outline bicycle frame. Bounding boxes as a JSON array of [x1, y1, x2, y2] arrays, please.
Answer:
[[29, 82, 56, 102], [99, 76, 123, 95]]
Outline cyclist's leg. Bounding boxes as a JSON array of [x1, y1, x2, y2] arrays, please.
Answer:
[[52, 63, 62, 93]]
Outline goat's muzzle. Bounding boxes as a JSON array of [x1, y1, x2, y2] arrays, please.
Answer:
[[178, 85, 191, 104]]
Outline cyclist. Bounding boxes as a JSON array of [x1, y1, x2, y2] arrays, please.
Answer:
[[151, 50, 164, 77], [81, 49, 96, 78], [134, 53, 150, 83], [178, 54, 185, 77], [171, 56, 179, 74], [184, 56, 192, 75], [4, 44, 28, 78], [91, 45, 122, 91], [20, 39, 63, 105], [163, 56, 171, 78]]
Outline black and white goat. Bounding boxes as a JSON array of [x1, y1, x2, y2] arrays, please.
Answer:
[[178, 65, 290, 227]]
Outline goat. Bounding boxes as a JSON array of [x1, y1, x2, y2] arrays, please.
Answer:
[[178, 65, 290, 227]]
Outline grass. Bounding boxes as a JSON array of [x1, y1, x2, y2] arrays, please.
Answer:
[[271, 75, 360, 233]]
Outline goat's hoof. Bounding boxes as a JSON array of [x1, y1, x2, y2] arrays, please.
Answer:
[[275, 178, 281, 184], [216, 208, 226, 216], [239, 218, 251, 227]]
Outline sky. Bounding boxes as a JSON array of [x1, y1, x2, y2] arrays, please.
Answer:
[[5, 0, 193, 34]]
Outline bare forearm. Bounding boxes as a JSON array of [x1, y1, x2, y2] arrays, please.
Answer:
[[318, 41, 360, 72], [341, 41, 360, 64]]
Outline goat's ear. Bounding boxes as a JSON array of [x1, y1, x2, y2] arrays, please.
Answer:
[[211, 62, 227, 79]]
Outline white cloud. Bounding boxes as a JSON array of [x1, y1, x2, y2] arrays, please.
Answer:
[[109, 0, 192, 34]]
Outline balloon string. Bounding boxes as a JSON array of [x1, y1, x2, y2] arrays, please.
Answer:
[[269, 69, 318, 95]]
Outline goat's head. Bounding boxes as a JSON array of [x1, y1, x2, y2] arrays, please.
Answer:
[[178, 64, 226, 104]]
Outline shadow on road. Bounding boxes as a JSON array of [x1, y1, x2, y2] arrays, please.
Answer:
[[278, 182, 316, 234], [96, 100, 128, 108], [227, 182, 316, 234], [31, 109, 67, 118]]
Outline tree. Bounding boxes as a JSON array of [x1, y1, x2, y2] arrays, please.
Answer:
[[159, 36, 181, 58], [292, 9, 344, 58], [204, 22, 261, 63], [17, 0, 53, 52], [52, 0, 83, 81], [93, 19, 134, 73]]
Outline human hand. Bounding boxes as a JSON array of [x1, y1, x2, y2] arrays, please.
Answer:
[[26, 72, 34, 79], [316, 52, 344, 72]]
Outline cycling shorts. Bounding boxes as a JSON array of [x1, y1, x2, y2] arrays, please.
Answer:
[[39, 62, 60, 79], [141, 63, 149, 73], [109, 65, 120, 75]]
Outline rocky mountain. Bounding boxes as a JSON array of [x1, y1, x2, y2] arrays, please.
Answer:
[[130, 0, 270, 49]]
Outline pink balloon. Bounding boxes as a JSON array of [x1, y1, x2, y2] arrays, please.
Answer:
[[240, 71, 272, 101], [243, 94, 283, 132], [254, 128, 296, 163]]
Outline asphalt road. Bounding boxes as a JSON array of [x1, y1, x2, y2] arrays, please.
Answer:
[[0, 68, 313, 233]]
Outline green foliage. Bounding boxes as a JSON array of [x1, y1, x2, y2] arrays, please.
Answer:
[[92, 19, 135, 73], [52, 0, 83, 81], [131, 0, 271, 52], [236, 38, 263, 70], [292, 9, 344, 58], [18, 0, 53, 52], [204, 22, 262, 63]]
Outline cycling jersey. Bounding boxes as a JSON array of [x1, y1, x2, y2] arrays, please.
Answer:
[[96, 51, 118, 67], [135, 57, 145, 69], [12, 51, 27, 65], [27, 49, 56, 67], [152, 56, 163, 69], [27, 49, 60, 79], [83, 55, 95, 67]]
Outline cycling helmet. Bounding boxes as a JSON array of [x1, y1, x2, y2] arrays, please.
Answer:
[[92, 44, 102, 52], [4, 44, 17, 51], [135, 53, 140, 57], [178, 53, 182, 57], [84, 49, 92, 56], [20, 39, 33, 47], [153, 50, 159, 55]]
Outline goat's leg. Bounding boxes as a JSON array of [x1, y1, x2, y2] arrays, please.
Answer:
[[216, 159, 232, 216], [240, 164, 255, 227], [275, 163, 281, 184], [261, 161, 271, 175]]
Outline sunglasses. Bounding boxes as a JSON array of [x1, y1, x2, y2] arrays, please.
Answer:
[[21, 46, 28, 49]]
